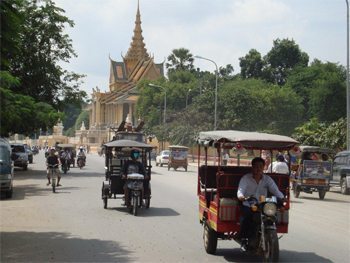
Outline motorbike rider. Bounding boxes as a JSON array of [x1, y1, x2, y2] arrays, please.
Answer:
[[60, 148, 72, 171], [122, 149, 146, 206], [77, 146, 86, 166], [46, 148, 61, 186], [237, 157, 284, 251]]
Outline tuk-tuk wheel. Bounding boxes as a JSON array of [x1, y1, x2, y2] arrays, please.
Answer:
[[103, 197, 108, 209], [293, 183, 300, 198], [203, 222, 217, 254], [340, 177, 350, 195], [145, 197, 150, 209], [168, 166, 170, 171], [318, 190, 326, 200], [185, 166, 187, 172]]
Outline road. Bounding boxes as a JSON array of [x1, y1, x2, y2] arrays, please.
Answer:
[[1, 152, 349, 262]]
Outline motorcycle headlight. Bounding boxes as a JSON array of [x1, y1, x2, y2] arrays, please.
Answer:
[[263, 203, 277, 216]]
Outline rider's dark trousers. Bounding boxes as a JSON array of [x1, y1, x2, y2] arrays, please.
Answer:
[[239, 205, 256, 239]]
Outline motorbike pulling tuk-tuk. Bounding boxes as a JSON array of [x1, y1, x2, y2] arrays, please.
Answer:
[[292, 145, 334, 200], [197, 130, 298, 261], [167, 145, 189, 171], [101, 139, 153, 216], [56, 143, 76, 173]]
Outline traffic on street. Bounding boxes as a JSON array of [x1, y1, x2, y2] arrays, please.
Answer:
[[1, 150, 349, 262]]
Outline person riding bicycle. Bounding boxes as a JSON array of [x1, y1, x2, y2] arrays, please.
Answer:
[[46, 148, 61, 186], [77, 146, 86, 166], [122, 149, 146, 206]]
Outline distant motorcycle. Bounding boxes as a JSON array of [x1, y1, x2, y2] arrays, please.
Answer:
[[77, 156, 86, 169]]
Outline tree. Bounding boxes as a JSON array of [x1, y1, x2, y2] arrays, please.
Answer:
[[239, 49, 264, 79], [219, 64, 235, 80], [8, 0, 86, 107], [0, 0, 86, 136], [166, 48, 194, 74], [293, 118, 346, 151], [286, 60, 346, 122], [263, 38, 309, 85]]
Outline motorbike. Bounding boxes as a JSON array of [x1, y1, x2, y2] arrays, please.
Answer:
[[125, 173, 146, 216], [61, 159, 69, 174], [77, 156, 86, 169], [233, 196, 283, 262], [48, 164, 59, 193]]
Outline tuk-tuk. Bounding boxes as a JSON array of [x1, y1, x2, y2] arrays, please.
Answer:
[[167, 145, 189, 171], [56, 143, 76, 172], [101, 139, 153, 216], [197, 130, 297, 261], [292, 145, 334, 200]]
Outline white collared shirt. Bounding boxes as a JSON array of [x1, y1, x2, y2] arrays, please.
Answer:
[[237, 173, 284, 207]]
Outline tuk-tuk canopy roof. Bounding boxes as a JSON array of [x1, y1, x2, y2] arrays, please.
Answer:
[[197, 130, 298, 150], [168, 145, 189, 150], [104, 139, 153, 149], [57, 143, 75, 148], [298, 145, 335, 154]]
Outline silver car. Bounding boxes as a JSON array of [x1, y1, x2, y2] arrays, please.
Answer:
[[156, 150, 170, 167]]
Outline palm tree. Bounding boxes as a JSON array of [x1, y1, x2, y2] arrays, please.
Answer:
[[166, 48, 194, 72]]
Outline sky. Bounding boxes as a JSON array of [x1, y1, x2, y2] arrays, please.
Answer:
[[55, 0, 347, 95]]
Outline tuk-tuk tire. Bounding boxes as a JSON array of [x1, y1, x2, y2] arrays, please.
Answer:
[[293, 183, 300, 198], [185, 166, 187, 172], [168, 165, 170, 171], [340, 177, 350, 195], [145, 197, 150, 209], [160, 163, 163, 167], [204, 222, 217, 254], [103, 197, 107, 209], [132, 196, 138, 216], [318, 189, 326, 200]]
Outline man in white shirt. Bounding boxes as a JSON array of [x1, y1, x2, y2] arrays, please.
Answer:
[[237, 157, 284, 250], [267, 154, 289, 174]]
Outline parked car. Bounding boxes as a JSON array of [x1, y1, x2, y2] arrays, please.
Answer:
[[24, 144, 33, 164], [10, 143, 28, 170], [156, 150, 170, 167], [331, 151, 350, 195], [0, 138, 14, 198]]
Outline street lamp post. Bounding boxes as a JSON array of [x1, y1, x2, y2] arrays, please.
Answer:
[[346, 0, 350, 150], [194, 55, 218, 130], [149, 83, 167, 150], [186, 89, 191, 108]]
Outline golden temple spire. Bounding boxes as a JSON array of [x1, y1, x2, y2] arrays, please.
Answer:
[[125, 0, 150, 61]]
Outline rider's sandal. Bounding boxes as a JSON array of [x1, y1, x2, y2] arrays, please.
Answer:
[[47, 182, 50, 186]]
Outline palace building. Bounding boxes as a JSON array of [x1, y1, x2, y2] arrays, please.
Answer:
[[86, 2, 164, 145]]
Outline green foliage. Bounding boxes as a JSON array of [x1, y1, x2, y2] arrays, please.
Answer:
[[166, 48, 194, 74], [293, 118, 346, 151], [239, 49, 264, 79], [218, 79, 303, 135], [0, 0, 86, 135], [0, 85, 62, 137], [263, 38, 309, 85], [287, 60, 346, 122]]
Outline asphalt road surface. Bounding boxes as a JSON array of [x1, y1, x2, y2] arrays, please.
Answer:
[[1, 151, 349, 262]]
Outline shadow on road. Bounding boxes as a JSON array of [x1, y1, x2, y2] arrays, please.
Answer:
[[218, 248, 332, 262], [296, 196, 349, 203], [0, 183, 81, 201], [0, 231, 134, 262], [104, 206, 180, 217]]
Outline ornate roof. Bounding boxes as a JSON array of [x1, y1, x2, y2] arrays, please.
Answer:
[[124, 1, 150, 62]]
